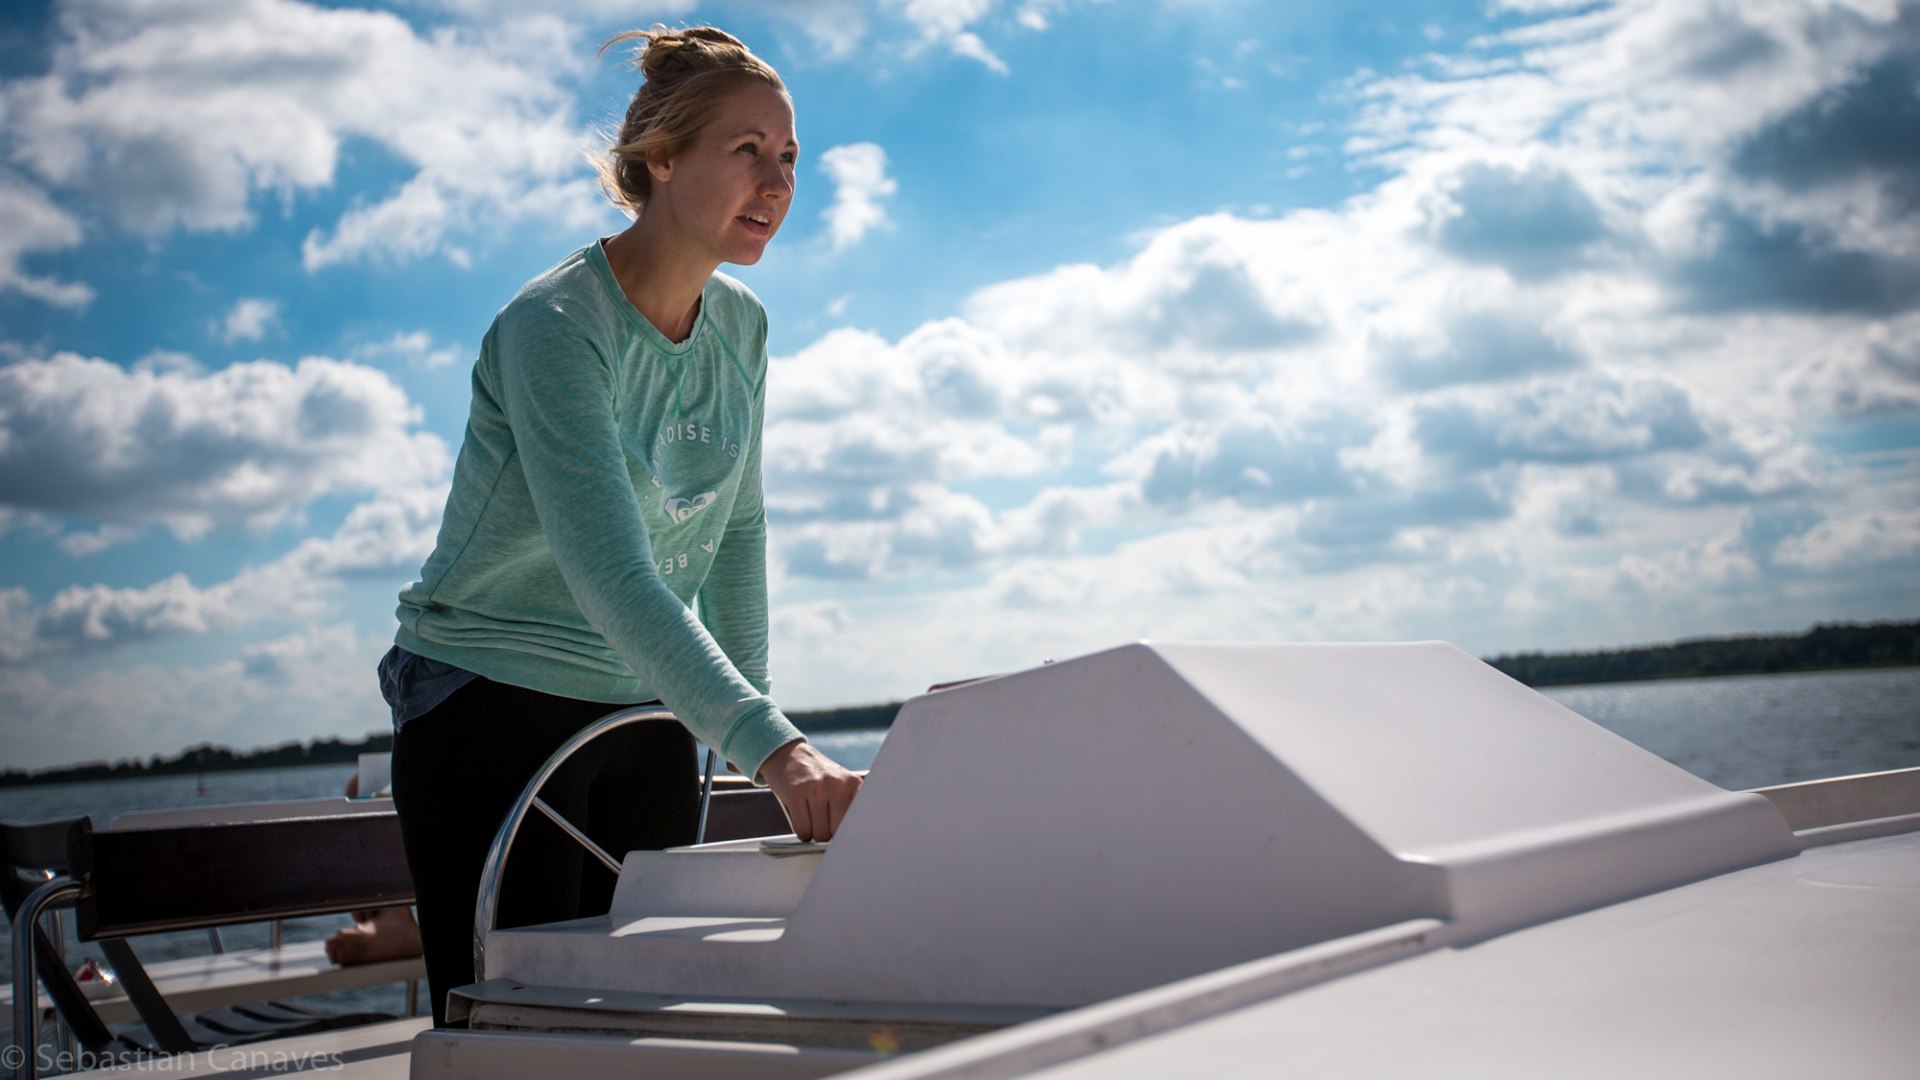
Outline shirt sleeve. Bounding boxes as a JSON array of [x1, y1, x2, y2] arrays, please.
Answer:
[[698, 335, 773, 697], [490, 302, 802, 779]]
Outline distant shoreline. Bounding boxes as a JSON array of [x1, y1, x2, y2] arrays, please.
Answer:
[[5, 619, 1912, 788], [1481, 619, 1917, 688]]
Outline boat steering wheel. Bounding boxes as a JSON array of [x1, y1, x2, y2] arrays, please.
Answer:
[[470, 706, 717, 981]]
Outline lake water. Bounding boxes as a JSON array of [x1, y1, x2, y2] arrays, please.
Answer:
[[4, 666, 1917, 1028]]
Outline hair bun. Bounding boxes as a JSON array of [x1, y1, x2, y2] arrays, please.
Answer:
[[628, 25, 752, 80]]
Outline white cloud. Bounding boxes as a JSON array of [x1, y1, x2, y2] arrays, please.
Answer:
[[9, 0, 1920, 747], [0, 0, 603, 269], [353, 329, 466, 371], [744, 0, 1920, 676], [1, 483, 445, 660], [0, 350, 450, 536], [817, 143, 898, 252], [55, 524, 139, 558], [0, 621, 390, 770], [890, 0, 1010, 72], [289, 483, 448, 578], [33, 568, 324, 652], [422, 0, 696, 16], [1773, 508, 1920, 570], [1786, 313, 1920, 417], [0, 169, 91, 307], [0, 587, 36, 664], [221, 297, 281, 344]]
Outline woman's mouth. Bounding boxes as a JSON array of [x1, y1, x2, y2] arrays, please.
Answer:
[[739, 213, 774, 237]]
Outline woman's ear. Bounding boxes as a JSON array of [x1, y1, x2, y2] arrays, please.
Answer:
[[646, 148, 674, 184]]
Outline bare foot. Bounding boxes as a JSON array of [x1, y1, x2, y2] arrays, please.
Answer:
[[324, 907, 422, 966]]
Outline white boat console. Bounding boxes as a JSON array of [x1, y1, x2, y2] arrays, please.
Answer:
[[409, 640, 1898, 1079]]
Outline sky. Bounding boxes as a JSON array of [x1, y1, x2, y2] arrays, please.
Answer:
[[2, 0, 1918, 770]]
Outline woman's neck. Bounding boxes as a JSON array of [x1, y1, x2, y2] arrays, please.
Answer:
[[602, 219, 715, 343]]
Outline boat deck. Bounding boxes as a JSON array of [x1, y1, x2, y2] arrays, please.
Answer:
[[869, 827, 1920, 1078]]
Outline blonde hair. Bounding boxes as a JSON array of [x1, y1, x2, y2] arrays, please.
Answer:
[[597, 26, 787, 215]]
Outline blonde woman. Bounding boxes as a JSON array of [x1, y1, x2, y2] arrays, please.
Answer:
[[383, 27, 861, 1026]]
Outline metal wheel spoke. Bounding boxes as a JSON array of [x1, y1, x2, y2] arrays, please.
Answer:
[[531, 796, 623, 876]]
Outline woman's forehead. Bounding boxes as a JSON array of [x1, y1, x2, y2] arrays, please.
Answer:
[[707, 83, 796, 143]]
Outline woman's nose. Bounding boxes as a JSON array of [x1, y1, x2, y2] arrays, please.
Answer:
[[760, 160, 793, 200]]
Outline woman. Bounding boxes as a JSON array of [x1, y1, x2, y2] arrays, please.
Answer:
[[382, 26, 861, 1027]]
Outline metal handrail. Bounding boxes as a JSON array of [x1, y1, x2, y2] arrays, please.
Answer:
[[11, 875, 84, 1080], [471, 706, 717, 981]]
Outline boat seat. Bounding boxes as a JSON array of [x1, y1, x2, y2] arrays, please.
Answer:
[[4, 809, 418, 1067]]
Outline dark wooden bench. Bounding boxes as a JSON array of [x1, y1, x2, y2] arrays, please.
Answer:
[[7, 800, 417, 1076]]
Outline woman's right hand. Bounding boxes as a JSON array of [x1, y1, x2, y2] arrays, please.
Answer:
[[759, 739, 862, 841]]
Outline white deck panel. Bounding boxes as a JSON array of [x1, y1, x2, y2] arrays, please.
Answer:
[[990, 829, 1920, 1079]]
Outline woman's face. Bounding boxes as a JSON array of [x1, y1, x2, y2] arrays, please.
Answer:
[[652, 81, 797, 267]]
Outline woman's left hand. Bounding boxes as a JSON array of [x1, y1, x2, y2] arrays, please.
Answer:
[[760, 740, 863, 842]]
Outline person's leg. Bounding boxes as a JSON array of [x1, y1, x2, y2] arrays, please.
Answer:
[[575, 721, 700, 915], [390, 678, 608, 1026], [327, 769, 423, 966], [389, 680, 700, 1027]]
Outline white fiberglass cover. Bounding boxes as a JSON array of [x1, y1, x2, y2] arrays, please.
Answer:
[[485, 641, 1796, 1008]]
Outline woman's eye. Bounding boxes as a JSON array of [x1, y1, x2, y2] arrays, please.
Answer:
[[736, 142, 757, 155], [779, 151, 797, 165]]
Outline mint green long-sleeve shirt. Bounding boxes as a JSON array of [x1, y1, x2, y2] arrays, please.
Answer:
[[394, 240, 803, 778]]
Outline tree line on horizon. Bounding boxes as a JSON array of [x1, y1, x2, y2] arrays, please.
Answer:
[[4, 619, 1913, 788], [1483, 619, 1918, 687]]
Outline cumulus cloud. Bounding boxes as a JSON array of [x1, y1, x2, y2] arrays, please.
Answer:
[[55, 524, 139, 558], [1670, 201, 1920, 315], [817, 143, 899, 252], [1115, 408, 1374, 510], [0, 351, 450, 536], [13, 0, 1920, 746], [0, 621, 390, 770], [748, 0, 1920, 613], [965, 214, 1335, 375], [889, 0, 1011, 73], [1413, 375, 1709, 469], [0, 0, 601, 269], [353, 329, 466, 371], [1786, 314, 1920, 416], [221, 297, 281, 344], [1772, 507, 1920, 570], [1, 483, 445, 661], [766, 321, 1062, 505], [1373, 308, 1585, 390], [1729, 34, 1920, 211], [0, 169, 91, 307], [1424, 162, 1609, 275]]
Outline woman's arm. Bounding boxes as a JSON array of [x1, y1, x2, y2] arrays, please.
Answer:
[[696, 317, 862, 838], [490, 306, 801, 781], [697, 368, 771, 695]]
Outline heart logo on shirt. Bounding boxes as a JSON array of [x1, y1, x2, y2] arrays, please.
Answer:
[[665, 491, 717, 524]]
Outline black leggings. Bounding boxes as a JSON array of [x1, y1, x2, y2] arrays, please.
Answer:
[[390, 676, 698, 1026]]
